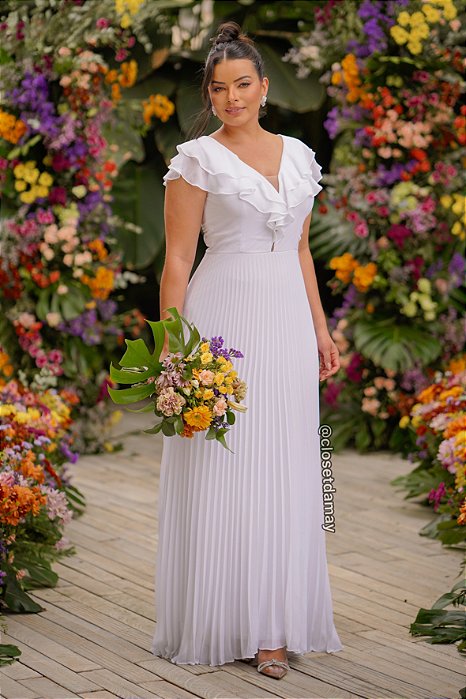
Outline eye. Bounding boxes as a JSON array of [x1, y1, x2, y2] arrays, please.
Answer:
[[212, 87, 223, 92], [240, 82, 251, 87]]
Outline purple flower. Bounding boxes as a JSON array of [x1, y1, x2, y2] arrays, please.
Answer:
[[448, 252, 465, 288]]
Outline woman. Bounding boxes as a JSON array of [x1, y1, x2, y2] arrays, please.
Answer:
[[151, 20, 343, 680]]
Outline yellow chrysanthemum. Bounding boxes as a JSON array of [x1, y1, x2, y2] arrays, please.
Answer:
[[184, 405, 212, 430]]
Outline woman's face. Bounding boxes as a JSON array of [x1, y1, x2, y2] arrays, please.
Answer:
[[208, 58, 268, 125]]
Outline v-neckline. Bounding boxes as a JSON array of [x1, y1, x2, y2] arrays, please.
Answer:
[[203, 134, 286, 197]]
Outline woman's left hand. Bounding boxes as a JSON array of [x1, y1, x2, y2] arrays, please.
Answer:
[[316, 330, 340, 382]]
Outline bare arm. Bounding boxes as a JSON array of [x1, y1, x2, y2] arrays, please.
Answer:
[[159, 175, 207, 351], [298, 210, 340, 381]]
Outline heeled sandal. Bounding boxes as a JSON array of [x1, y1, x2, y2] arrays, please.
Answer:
[[257, 656, 289, 679]]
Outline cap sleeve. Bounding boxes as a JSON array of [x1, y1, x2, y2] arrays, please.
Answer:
[[303, 143, 323, 196], [163, 141, 210, 191]]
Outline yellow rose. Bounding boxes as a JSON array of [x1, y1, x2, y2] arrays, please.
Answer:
[[440, 194, 452, 208], [214, 373, 225, 385], [120, 12, 131, 28], [443, 3, 457, 20], [422, 4, 441, 22], [200, 352, 213, 365], [13, 164, 26, 178], [23, 168, 39, 184], [391, 25, 409, 44], [20, 190, 35, 204], [399, 415, 410, 429], [408, 40, 422, 54], [38, 171, 53, 187], [35, 185, 49, 198], [397, 11, 411, 26], [200, 342, 210, 352]]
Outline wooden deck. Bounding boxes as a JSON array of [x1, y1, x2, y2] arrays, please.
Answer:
[[1, 412, 464, 699]]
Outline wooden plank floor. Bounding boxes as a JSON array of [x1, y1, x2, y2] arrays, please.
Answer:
[[1, 412, 464, 699]]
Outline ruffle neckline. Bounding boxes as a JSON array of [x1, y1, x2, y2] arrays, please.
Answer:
[[166, 135, 323, 248]]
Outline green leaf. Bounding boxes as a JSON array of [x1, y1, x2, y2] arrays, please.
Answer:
[[36, 288, 52, 321], [107, 382, 155, 405], [205, 426, 217, 440], [255, 41, 326, 113], [125, 401, 155, 413], [145, 318, 167, 363], [226, 410, 236, 425], [161, 420, 176, 436], [144, 421, 163, 434], [112, 160, 165, 269], [119, 338, 157, 370], [353, 317, 442, 372], [109, 362, 154, 384], [2, 566, 44, 613]]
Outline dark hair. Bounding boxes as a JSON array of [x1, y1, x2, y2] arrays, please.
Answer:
[[185, 21, 266, 141]]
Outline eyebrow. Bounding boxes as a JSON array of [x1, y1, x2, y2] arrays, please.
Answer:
[[210, 75, 252, 84]]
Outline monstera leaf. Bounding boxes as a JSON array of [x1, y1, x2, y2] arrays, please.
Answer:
[[353, 317, 442, 372], [308, 204, 367, 260]]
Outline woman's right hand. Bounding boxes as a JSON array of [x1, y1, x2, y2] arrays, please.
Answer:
[[159, 343, 170, 362]]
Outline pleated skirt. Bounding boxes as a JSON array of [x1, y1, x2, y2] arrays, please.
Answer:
[[151, 248, 343, 666]]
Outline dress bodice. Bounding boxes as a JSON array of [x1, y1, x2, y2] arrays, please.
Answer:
[[162, 134, 323, 254]]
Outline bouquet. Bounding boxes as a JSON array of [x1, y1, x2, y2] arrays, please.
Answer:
[[108, 308, 247, 451]]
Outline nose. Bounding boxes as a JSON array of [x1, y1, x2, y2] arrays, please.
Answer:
[[226, 86, 239, 102]]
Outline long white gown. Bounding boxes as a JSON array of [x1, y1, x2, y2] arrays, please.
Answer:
[[151, 134, 344, 667]]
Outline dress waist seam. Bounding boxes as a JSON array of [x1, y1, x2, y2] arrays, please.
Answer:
[[205, 249, 298, 255]]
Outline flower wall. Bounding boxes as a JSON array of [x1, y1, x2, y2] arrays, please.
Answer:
[[0, 5, 145, 405], [284, 0, 466, 452]]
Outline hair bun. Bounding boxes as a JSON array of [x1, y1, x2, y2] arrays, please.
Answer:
[[210, 20, 254, 50]]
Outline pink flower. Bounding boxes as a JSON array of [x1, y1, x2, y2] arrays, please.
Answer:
[[213, 396, 228, 416], [48, 349, 63, 364], [355, 221, 369, 238], [96, 17, 111, 29], [36, 209, 54, 224], [36, 354, 48, 368], [198, 370, 215, 386], [361, 397, 381, 415]]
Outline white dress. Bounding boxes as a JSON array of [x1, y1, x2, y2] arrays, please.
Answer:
[[151, 134, 343, 667]]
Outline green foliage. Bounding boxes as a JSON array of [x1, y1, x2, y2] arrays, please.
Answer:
[[108, 306, 194, 405], [352, 318, 442, 373], [410, 578, 466, 653]]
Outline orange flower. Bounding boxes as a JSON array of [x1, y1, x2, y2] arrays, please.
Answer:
[[444, 415, 466, 439], [88, 239, 108, 261], [118, 60, 138, 88], [329, 252, 358, 284], [353, 262, 377, 292], [0, 110, 27, 144], [81, 266, 114, 300]]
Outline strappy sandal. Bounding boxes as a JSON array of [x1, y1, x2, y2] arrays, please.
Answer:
[[257, 657, 289, 679]]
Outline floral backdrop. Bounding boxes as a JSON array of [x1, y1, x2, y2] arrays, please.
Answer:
[[0, 0, 465, 667], [284, 0, 466, 655], [0, 0, 179, 663], [284, 0, 465, 449]]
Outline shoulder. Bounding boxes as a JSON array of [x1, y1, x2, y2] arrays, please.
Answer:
[[282, 134, 318, 158]]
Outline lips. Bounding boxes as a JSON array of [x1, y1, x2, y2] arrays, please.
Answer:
[[225, 107, 244, 114]]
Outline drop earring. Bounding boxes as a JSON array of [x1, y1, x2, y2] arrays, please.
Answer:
[[211, 105, 217, 116], [260, 95, 267, 107]]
